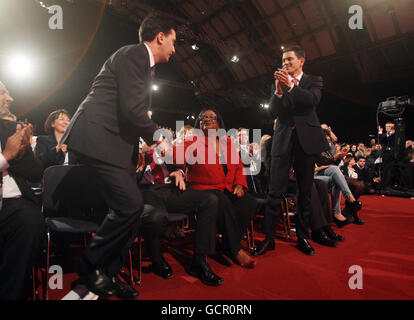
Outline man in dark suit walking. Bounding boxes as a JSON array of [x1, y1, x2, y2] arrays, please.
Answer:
[[61, 14, 176, 299], [253, 45, 329, 256]]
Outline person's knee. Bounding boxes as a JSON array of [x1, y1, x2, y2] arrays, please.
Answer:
[[140, 204, 167, 229]]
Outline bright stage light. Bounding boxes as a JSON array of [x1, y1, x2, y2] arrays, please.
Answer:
[[6, 54, 34, 79], [152, 84, 159, 91]]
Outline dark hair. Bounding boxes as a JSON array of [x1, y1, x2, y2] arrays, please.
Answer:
[[283, 45, 305, 59], [357, 156, 366, 161], [139, 13, 177, 43], [44, 109, 70, 134], [195, 107, 225, 130], [343, 155, 355, 167]]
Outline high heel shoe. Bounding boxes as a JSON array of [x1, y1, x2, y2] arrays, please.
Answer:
[[333, 215, 352, 228], [235, 250, 256, 269]]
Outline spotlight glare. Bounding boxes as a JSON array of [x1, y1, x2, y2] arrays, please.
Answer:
[[231, 55, 240, 63], [191, 44, 199, 51], [260, 103, 269, 109], [6, 54, 33, 79], [152, 84, 159, 91]]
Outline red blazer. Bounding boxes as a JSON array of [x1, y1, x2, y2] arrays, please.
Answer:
[[174, 134, 247, 192]]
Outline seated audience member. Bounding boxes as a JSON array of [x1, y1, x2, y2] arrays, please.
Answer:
[[340, 155, 359, 179], [350, 144, 358, 157], [174, 108, 257, 269], [35, 109, 77, 168], [0, 82, 45, 300], [355, 142, 366, 158], [353, 156, 379, 194], [370, 138, 376, 148], [137, 141, 223, 286], [315, 135, 364, 226]]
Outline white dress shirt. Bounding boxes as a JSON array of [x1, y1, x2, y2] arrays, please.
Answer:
[[0, 142, 22, 198]]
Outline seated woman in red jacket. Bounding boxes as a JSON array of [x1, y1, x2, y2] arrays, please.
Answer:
[[174, 108, 257, 269]]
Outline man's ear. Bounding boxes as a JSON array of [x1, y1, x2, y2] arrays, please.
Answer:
[[157, 32, 165, 44], [300, 57, 305, 67]]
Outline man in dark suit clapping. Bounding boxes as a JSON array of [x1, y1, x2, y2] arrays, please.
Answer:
[[253, 46, 329, 256], [61, 14, 176, 299]]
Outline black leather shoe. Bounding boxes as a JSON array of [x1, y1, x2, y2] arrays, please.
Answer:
[[111, 276, 140, 300], [346, 200, 363, 211], [352, 216, 365, 225], [189, 260, 224, 286], [333, 216, 353, 228], [152, 256, 173, 279], [324, 226, 344, 241], [78, 268, 115, 299], [297, 238, 314, 255], [311, 231, 338, 247], [209, 252, 233, 267], [252, 238, 275, 256]]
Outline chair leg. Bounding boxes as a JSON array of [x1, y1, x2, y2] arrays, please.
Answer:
[[32, 267, 36, 300], [128, 248, 134, 286], [45, 231, 50, 300], [249, 220, 255, 250], [285, 198, 292, 239], [135, 236, 142, 286]]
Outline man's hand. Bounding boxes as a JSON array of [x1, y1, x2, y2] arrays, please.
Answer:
[[3, 126, 25, 162], [56, 144, 68, 153], [274, 69, 292, 89], [378, 126, 383, 135], [170, 170, 186, 191], [233, 184, 245, 198]]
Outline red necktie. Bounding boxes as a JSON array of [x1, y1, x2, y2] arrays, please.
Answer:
[[292, 78, 298, 86]]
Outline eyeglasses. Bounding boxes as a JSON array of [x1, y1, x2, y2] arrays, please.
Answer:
[[199, 115, 217, 121]]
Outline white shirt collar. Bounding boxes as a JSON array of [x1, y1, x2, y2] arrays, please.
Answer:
[[143, 43, 155, 68], [289, 72, 303, 83]]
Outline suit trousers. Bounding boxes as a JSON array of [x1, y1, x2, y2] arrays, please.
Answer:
[[75, 154, 143, 276], [204, 190, 256, 257], [0, 198, 45, 300], [265, 129, 316, 240], [140, 184, 219, 261], [310, 179, 331, 232]]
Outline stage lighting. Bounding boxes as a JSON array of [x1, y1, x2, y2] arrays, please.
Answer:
[[231, 55, 240, 63], [260, 103, 269, 109], [152, 84, 159, 91], [191, 44, 199, 51], [6, 54, 34, 79]]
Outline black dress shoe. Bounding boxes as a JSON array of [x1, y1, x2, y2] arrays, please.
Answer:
[[333, 216, 353, 228], [324, 226, 344, 241], [189, 260, 224, 286], [111, 276, 140, 300], [78, 268, 115, 299], [209, 252, 233, 267], [252, 238, 275, 256], [297, 238, 314, 255], [152, 256, 173, 279], [346, 200, 363, 211], [311, 231, 338, 247], [352, 216, 365, 225]]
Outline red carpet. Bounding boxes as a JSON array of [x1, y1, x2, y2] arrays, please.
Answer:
[[46, 195, 414, 300]]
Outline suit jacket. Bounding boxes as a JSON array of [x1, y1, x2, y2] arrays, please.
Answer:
[[269, 73, 329, 156], [61, 44, 158, 169], [35, 134, 78, 169], [175, 135, 248, 193], [0, 119, 44, 204]]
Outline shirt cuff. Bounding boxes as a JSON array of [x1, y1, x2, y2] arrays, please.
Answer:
[[274, 90, 283, 99], [0, 153, 10, 172]]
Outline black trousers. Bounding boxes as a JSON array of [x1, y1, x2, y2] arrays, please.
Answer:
[[310, 179, 331, 232], [140, 184, 219, 262], [264, 130, 316, 240], [76, 154, 143, 276], [205, 190, 256, 257], [0, 198, 45, 300]]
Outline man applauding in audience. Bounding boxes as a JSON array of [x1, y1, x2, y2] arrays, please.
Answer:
[[0, 81, 44, 300]]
